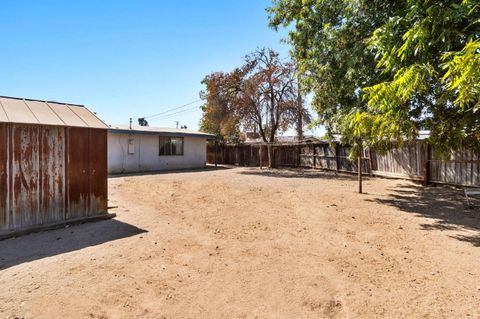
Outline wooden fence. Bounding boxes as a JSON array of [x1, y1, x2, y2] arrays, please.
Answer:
[[207, 141, 480, 187]]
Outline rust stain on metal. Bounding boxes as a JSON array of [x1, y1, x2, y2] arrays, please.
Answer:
[[67, 127, 90, 219], [0, 122, 108, 235], [12, 125, 40, 228], [0, 123, 8, 231], [88, 129, 108, 215], [40, 126, 65, 224]]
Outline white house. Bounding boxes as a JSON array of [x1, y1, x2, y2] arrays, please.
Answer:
[[108, 125, 215, 174]]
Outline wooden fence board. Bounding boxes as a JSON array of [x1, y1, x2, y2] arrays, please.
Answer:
[[207, 141, 480, 187]]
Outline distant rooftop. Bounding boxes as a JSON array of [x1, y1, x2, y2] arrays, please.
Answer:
[[243, 132, 323, 144], [332, 130, 431, 142], [109, 124, 215, 139], [0, 95, 108, 129], [417, 130, 430, 140]]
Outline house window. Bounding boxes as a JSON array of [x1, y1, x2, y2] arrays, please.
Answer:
[[159, 136, 184, 156]]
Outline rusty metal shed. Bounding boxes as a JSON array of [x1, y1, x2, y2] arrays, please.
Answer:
[[0, 96, 112, 238]]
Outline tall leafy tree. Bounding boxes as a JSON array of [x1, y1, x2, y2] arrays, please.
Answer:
[[268, 0, 402, 155], [268, 0, 480, 154], [363, 0, 480, 153]]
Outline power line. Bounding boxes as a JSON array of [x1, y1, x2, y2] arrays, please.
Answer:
[[143, 99, 202, 119], [146, 105, 203, 122], [156, 105, 202, 119], [160, 106, 201, 120]]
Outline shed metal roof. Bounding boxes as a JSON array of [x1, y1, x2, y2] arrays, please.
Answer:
[[109, 125, 215, 139], [0, 96, 108, 129]]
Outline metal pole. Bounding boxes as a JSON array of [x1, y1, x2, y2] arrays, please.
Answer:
[[358, 155, 363, 194], [423, 142, 430, 186]]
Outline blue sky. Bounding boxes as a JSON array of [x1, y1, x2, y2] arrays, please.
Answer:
[[0, 1, 320, 134]]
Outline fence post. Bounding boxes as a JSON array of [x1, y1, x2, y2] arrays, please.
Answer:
[[250, 144, 253, 167], [335, 143, 340, 173], [297, 144, 301, 167], [423, 142, 430, 186], [272, 144, 276, 168], [235, 145, 239, 166], [368, 148, 373, 176], [312, 144, 316, 169], [214, 140, 218, 167]]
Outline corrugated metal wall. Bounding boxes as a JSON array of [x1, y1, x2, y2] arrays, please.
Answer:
[[0, 124, 8, 229], [66, 127, 108, 219], [0, 123, 108, 233]]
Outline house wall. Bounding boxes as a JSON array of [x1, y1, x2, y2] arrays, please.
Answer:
[[108, 132, 208, 173], [0, 123, 108, 234]]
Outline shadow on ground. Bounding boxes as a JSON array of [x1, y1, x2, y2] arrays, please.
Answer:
[[109, 165, 232, 179], [0, 219, 147, 270], [237, 167, 363, 181], [367, 184, 480, 246], [240, 167, 480, 246]]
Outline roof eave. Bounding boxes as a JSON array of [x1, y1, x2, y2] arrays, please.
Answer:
[[108, 128, 215, 139]]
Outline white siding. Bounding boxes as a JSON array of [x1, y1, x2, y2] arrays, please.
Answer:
[[108, 132, 208, 173]]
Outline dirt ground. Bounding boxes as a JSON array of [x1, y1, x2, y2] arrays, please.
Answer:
[[0, 167, 479, 318]]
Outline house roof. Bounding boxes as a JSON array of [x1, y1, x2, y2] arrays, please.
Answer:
[[109, 125, 216, 139], [417, 130, 430, 140], [0, 96, 108, 129]]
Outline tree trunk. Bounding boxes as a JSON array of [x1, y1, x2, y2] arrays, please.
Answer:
[[296, 76, 303, 141], [267, 143, 273, 168], [259, 145, 263, 169]]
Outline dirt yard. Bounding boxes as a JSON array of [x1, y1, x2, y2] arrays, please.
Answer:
[[0, 167, 479, 318]]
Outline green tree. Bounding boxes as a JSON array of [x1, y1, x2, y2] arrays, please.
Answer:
[[363, 0, 480, 153], [268, 0, 402, 156], [268, 0, 480, 154]]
